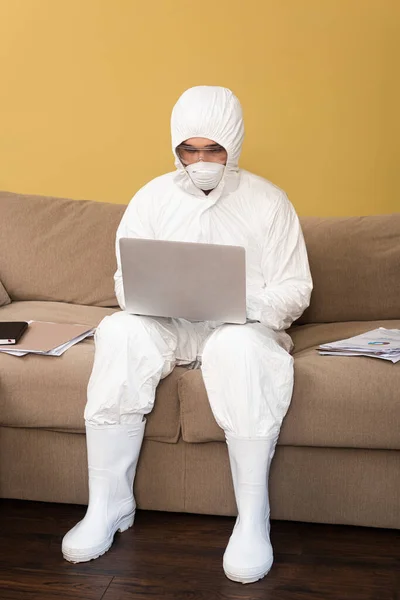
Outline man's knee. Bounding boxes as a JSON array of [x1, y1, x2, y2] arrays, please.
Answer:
[[203, 324, 263, 360], [95, 312, 153, 346], [96, 311, 128, 339], [203, 324, 291, 362]]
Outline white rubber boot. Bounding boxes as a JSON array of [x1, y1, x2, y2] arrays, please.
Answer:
[[223, 434, 277, 584], [62, 421, 145, 563]]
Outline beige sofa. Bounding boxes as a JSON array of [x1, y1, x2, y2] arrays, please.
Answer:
[[1, 190, 399, 529]]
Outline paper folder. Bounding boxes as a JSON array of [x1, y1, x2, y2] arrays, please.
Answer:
[[0, 321, 95, 355]]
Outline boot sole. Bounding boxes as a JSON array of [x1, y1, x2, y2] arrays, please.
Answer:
[[62, 511, 135, 563], [223, 560, 273, 584]]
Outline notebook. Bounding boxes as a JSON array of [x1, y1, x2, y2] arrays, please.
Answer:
[[0, 321, 29, 344]]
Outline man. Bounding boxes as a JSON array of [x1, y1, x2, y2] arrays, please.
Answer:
[[62, 86, 313, 584]]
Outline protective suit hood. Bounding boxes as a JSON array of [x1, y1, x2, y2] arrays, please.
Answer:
[[171, 86, 245, 200]]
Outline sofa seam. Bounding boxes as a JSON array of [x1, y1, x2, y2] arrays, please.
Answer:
[[177, 371, 192, 444], [183, 434, 187, 512]]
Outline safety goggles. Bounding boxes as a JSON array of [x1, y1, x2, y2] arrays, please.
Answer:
[[176, 143, 227, 165]]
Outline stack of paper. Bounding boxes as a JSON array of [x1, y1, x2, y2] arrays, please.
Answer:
[[318, 328, 400, 363], [0, 320, 95, 357]]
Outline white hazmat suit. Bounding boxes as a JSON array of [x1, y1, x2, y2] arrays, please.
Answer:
[[62, 86, 313, 584]]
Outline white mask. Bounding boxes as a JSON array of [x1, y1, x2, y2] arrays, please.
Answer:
[[186, 161, 225, 191]]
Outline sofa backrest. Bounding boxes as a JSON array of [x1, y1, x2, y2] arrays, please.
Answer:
[[298, 214, 400, 324], [1, 191, 399, 320], [0, 191, 125, 307]]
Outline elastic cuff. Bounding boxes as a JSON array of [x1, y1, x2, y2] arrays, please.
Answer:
[[85, 418, 146, 430], [224, 431, 279, 443]]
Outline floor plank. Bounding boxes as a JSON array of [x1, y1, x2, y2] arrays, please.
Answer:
[[0, 569, 112, 600]]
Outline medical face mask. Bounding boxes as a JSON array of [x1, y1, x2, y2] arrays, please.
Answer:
[[186, 161, 225, 191]]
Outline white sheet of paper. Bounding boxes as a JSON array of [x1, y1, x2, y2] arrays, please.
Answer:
[[319, 350, 400, 363]]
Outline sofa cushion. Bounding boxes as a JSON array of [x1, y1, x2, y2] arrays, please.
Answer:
[[178, 320, 400, 450], [0, 191, 125, 306], [0, 281, 11, 307], [298, 214, 400, 324], [0, 301, 184, 443]]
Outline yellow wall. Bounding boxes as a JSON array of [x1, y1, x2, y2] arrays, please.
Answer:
[[0, 0, 398, 216]]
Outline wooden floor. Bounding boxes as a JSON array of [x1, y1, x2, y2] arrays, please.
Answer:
[[0, 500, 399, 600]]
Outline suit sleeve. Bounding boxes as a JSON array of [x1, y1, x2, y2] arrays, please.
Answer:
[[114, 189, 155, 310], [246, 192, 313, 330]]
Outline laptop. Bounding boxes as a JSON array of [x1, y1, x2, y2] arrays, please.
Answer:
[[119, 238, 246, 324]]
